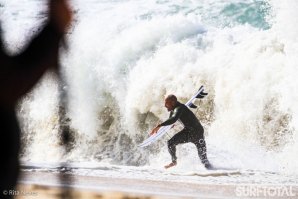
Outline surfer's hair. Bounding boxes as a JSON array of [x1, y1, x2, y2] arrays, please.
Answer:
[[166, 94, 177, 102]]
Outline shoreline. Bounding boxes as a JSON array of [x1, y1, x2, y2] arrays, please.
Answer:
[[16, 171, 298, 199], [18, 171, 236, 198]]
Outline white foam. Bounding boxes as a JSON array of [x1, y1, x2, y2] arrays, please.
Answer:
[[1, 0, 297, 175]]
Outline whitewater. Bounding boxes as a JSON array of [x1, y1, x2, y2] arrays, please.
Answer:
[[1, 0, 298, 196]]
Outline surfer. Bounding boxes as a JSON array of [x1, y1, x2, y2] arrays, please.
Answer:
[[150, 94, 212, 169]]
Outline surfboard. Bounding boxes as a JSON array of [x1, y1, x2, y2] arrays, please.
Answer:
[[138, 86, 208, 148]]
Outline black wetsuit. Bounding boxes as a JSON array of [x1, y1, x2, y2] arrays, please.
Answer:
[[160, 101, 210, 167]]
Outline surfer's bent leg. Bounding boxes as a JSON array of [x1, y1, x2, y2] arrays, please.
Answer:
[[167, 129, 189, 163], [193, 134, 212, 169], [195, 138, 208, 163]]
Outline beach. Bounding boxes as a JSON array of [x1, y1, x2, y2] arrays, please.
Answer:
[[18, 171, 235, 199], [15, 164, 298, 199]]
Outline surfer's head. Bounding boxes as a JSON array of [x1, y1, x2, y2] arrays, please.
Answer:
[[165, 94, 177, 111]]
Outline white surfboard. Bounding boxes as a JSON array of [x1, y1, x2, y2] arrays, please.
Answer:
[[138, 86, 208, 148]]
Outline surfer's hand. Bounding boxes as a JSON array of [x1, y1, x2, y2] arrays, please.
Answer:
[[150, 128, 157, 136], [149, 130, 155, 136], [150, 126, 160, 136]]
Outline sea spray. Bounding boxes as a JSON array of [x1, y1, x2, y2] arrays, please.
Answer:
[[1, 0, 297, 173]]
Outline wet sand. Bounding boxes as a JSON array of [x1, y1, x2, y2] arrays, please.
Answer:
[[16, 171, 298, 199], [16, 171, 236, 199]]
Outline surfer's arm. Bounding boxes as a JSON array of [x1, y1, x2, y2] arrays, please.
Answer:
[[150, 126, 161, 135], [158, 107, 182, 127]]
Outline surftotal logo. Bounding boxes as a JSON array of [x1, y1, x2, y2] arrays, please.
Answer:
[[235, 185, 296, 197]]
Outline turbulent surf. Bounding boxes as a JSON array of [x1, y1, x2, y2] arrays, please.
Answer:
[[1, 0, 298, 181]]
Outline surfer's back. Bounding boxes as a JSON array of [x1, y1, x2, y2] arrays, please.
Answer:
[[176, 102, 203, 132]]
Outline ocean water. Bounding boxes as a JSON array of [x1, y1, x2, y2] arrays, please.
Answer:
[[1, 0, 298, 185]]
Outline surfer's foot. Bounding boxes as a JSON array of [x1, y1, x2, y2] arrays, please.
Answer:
[[164, 161, 177, 169]]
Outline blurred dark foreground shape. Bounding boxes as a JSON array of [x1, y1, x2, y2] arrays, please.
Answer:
[[0, 1, 72, 198]]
